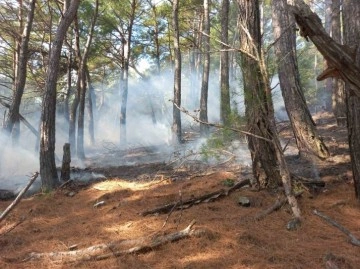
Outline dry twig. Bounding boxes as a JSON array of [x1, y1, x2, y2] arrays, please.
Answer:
[[313, 209, 360, 247]]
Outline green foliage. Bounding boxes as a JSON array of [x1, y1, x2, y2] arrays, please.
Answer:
[[222, 178, 235, 187], [200, 111, 246, 162]]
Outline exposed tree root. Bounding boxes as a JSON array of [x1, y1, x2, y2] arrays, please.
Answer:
[[313, 209, 360, 247], [255, 191, 303, 221], [141, 179, 251, 216], [24, 220, 197, 262]]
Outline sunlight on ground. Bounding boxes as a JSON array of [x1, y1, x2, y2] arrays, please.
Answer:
[[92, 178, 170, 192]]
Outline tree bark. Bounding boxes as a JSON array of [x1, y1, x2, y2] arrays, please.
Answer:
[[220, 0, 231, 125], [40, 0, 80, 191], [237, 0, 301, 220], [343, 0, 360, 200], [237, 0, 280, 188], [199, 0, 210, 137], [172, 0, 182, 144], [272, 0, 330, 160]]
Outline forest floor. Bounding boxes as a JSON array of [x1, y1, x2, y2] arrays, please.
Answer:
[[0, 112, 359, 269]]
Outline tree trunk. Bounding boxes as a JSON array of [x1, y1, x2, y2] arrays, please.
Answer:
[[237, 0, 301, 220], [3, 0, 36, 135], [237, 0, 281, 188], [172, 0, 182, 144], [331, 0, 346, 126], [76, 0, 98, 159], [120, 0, 136, 147], [69, 15, 81, 155], [86, 67, 95, 145], [272, 0, 330, 160], [220, 0, 231, 125], [343, 0, 360, 200], [40, 0, 80, 191], [199, 0, 210, 137]]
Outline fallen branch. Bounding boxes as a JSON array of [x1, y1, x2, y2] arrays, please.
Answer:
[[313, 209, 360, 247], [26, 220, 197, 262], [0, 172, 39, 223], [0, 217, 26, 237], [255, 191, 303, 221], [141, 179, 250, 216]]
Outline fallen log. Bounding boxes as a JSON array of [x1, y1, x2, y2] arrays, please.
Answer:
[[141, 179, 250, 216], [313, 209, 360, 247], [26, 220, 197, 262], [0, 172, 39, 223]]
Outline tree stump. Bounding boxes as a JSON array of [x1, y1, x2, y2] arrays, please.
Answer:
[[60, 143, 71, 181]]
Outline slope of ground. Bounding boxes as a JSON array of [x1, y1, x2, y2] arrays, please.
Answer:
[[0, 113, 359, 269]]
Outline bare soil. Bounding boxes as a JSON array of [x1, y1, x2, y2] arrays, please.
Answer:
[[1, 112, 359, 269]]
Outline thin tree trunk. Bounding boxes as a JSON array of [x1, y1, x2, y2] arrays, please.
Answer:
[[199, 0, 210, 137], [120, 0, 136, 147], [40, 0, 80, 191], [3, 0, 36, 135], [69, 15, 81, 155], [172, 0, 182, 144], [272, 0, 330, 160], [76, 0, 99, 159], [86, 67, 95, 145], [331, 0, 346, 126], [220, 0, 231, 125]]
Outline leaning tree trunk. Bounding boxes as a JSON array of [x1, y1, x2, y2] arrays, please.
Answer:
[[343, 0, 360, 200], [199, 0, 210, 137], [172, 0, 182, 144], [220, 0, 231, 125], [3, 0, 36, 135], [272, 0, 330, 160], [40, 0, 80, 191]]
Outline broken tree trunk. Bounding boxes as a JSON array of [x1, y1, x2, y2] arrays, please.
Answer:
[[288, 0, 360, 96], [60, 143, 71, 181], [26, 220, 197, 262]]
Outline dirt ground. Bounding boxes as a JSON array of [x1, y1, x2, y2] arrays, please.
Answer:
[[1, 112, 359, 269]]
